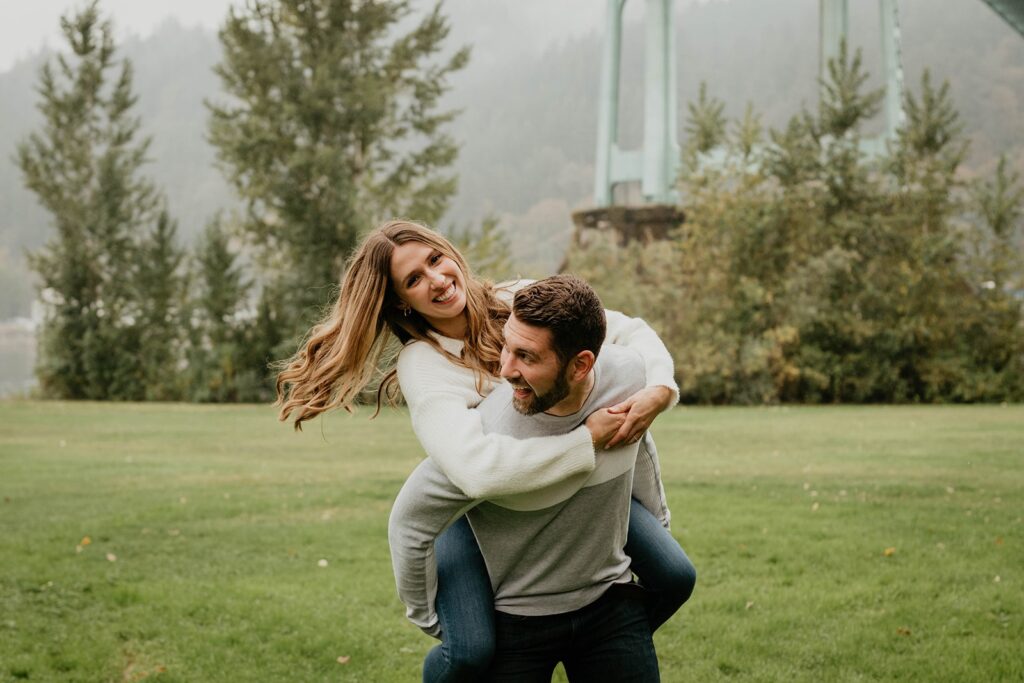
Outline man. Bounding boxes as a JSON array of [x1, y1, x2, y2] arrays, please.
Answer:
[[389, 276, 687, 681]]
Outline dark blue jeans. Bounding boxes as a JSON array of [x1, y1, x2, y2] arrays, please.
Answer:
[[487, 583, 660, 682], [423, 515, 496, 682], [624, 498, 698, 631], [422, 500, 696, 682]]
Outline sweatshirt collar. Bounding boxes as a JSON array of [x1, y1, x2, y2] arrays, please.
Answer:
[[429, 330, 465, 356]]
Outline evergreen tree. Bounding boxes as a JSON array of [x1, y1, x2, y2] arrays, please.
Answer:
[[683, 82, 728, 172], [136, 209, 188, 400], [195, 217, 249, 348], [207, 0, 469, 348], [973, 157, 1024, 289], [732, 102, 763, 161], [878, 70, 974, 399], [188, 217, 255, 402], [16, 2, 161, 399], [958, 157, 1024, 399]]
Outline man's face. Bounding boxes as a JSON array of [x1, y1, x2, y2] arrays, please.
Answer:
[[500, 313, 571, 415]]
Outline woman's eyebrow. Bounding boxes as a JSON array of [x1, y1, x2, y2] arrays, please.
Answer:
[[401, 252, 436, 283]]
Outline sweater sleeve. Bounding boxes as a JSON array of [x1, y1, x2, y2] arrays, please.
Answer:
[[631, 432, 672, 529], [604, 309, 680, 405], [397, 342, 596, 499], [388, 458, 477, 638]]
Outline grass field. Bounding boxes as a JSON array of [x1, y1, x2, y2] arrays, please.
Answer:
[[1, 401, 1022, 682]]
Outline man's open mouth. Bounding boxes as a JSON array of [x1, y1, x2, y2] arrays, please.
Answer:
[[511, 385, 533, 399]]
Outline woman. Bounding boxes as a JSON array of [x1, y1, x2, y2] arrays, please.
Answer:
[[277, 220, 695, 681]]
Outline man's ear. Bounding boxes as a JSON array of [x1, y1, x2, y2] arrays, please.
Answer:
[[568, 350, 596, 382]]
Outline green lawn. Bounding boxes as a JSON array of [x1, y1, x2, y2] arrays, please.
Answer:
[[1, 402, 1022, 682]]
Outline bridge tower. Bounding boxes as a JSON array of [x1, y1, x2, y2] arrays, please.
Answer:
[[572, 0, 685, 250], [593, 0, 680, 208]]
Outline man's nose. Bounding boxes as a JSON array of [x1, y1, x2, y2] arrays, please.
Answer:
[[499, 355, 517, 380]]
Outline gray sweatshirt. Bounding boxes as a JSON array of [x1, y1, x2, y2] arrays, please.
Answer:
[[388, 344, 668, 636]]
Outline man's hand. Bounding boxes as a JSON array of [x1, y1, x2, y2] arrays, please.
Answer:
[[586, 408, 627, 450], [603, 385, 675, 449]]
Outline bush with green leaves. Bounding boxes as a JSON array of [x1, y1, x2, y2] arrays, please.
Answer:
[[570, 43, 1023, 404]]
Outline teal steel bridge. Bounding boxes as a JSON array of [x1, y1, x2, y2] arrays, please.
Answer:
[[593, 0, 1024, 208]]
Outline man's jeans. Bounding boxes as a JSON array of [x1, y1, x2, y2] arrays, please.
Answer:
[[423, 500, 694, 682], [487, 583, 660, 682]]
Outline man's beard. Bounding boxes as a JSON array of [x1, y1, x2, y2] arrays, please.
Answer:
[[511, 366, 571, 415]]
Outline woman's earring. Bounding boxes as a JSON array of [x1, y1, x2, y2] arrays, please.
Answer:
[[401, 305, 411, 317]]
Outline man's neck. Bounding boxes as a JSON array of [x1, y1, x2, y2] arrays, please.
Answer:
[[545, 370, 596, 417]]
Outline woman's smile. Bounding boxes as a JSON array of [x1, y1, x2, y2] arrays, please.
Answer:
[[390, 240, 468, 336]]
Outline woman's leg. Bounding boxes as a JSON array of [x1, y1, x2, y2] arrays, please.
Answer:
[[422, 516, 496, 682], [625, 498, 697, 632]]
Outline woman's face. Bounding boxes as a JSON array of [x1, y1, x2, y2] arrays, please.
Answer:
[[389, 240, 468, 335]]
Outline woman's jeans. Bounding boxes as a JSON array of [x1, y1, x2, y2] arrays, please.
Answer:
[[422, 498, 696, 682]]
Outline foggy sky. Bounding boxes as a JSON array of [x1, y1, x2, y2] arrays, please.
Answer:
[[0, 0, 696, 74]]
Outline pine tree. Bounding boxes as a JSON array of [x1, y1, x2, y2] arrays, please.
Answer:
[[16, 2, 161, 399], [973, 157, 1024, 288], [732, 102, 763, 161], [207, 0, 469, 345], [195, 217, 249, 348], [136, 209, 188, 400], [683, 82, 728, 172], [817, 41, 884, 140], [958, 157, 1024, 399], [188, 217, 253, 402]]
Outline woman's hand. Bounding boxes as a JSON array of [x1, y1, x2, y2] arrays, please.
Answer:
[[586, 408, 627, 451], [603, 386, 675, 448]]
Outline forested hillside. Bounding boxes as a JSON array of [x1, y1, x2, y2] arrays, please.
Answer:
[[1, 0, 1022, 316]]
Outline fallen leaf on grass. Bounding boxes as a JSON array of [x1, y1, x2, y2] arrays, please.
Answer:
[[883, 547, 896, 557], [811, 502, 820, 512], [995, 537, 1004, 546], [994, 576, 1001, 583], [318, 559, 328, 568], [80, 536, 92, 546], [896, 627, 911, 636], [106, 553, 117, 562], [337, 656, 350, 665], [745, 601, 755, 610]]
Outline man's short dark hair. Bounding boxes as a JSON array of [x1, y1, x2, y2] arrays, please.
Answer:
[[512, 275, 606, 367]]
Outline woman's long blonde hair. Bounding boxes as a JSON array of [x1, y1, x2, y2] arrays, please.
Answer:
[[276, 220, 509, 429]]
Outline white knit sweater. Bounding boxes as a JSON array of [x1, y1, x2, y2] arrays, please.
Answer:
[[395, 282, 678, 500]]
